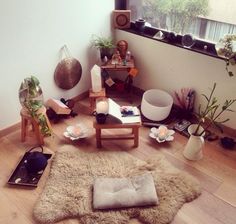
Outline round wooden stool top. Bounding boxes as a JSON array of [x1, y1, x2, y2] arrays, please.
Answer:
[[20, 106, 47, 118]]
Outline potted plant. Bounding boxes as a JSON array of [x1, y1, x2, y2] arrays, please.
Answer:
[[215, 34, 236, 77], [91, 34, 115, 60], [19, 76, 52, 136], [183, 83, 236, 160]]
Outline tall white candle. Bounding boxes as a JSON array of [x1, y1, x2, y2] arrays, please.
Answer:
[[91, 64, 102, 93]]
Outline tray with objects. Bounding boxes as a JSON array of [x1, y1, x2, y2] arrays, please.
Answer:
[[7, 152, 52, 187]]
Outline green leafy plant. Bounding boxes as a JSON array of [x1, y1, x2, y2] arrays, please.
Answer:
[[91, 35, 115, 60], [19, 76, 52, 136], [143, 0, 209, 34], [193, 83, 236, 136], [215, 34, 236, 77], [91, 35, 115, 49]]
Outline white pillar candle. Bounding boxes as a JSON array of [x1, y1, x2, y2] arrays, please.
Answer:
[[96, 98, 109, 114], [91, 64, 102, 93]]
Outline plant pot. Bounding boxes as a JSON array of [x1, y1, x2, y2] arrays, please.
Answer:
[[183, 124, 205, 161], [100, 48, 114, 60], [135, 18, 146, 32]]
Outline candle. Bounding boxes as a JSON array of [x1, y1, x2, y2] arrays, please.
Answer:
[[96, 98, 109, 114], [158, 125, 168, 140]]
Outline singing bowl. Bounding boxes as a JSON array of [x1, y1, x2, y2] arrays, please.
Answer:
[[141, 89, 173, 121]]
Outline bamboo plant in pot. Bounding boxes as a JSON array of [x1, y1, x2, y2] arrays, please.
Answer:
[[19, 75, 52, 137], [183, 83, 236, 160], [91, 35, 115, 60]]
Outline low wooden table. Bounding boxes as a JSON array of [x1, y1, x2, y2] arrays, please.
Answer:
[[93, 121, 141, 148]]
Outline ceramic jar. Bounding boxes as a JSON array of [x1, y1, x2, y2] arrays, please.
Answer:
[[135, 18, 146, 32], [183, 124, 205, 161]]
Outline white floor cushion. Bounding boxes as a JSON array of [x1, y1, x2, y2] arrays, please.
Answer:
[[93, 173, 159, 210]]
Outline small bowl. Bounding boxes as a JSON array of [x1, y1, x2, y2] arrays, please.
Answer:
[[96, 113, 107, 124], [220, 137, 235, 150]]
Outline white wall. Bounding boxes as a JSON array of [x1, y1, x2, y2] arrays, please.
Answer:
[[116, 30, 236, 129], [0, 0, 114, 129], [207, 0, 236, 24]]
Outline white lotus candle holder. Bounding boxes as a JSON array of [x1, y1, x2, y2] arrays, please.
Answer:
[[63, 123, 90, 141], [149, 125, 175, 143]]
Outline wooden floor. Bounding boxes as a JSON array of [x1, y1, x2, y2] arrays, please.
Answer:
[[1, 96, 236, 224]]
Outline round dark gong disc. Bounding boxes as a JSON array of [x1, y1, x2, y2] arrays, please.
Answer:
[[54, 58, 82, 90]]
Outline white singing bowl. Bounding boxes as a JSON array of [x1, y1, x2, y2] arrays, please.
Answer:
[[141, 89, 173, 121]]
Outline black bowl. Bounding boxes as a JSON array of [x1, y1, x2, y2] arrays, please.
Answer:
[[220, 137, 235, 150], [96, 113, 107, 124]]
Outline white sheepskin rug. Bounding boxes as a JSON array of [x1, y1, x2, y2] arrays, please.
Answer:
[[33, 145, 201, 224]]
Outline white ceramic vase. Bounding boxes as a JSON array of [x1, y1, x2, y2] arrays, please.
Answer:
[[183, 124, 205, 161]]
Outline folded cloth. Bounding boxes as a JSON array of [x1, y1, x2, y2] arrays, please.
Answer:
[[93, 173, 158, 210]]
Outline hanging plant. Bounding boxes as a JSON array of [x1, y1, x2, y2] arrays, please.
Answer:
[[215, 34, 236, 77], [19, 76, 52, 136]]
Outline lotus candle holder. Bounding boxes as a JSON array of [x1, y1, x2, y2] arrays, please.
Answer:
[[63, 123, 90, 141], [149, 125, 175, 143]]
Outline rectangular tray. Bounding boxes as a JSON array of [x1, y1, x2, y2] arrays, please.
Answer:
[[7, 152, 52, 187]]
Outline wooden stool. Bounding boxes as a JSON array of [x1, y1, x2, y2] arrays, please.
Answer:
[[93, 121, 141, 148], [89, 88, 106, 113], [20, 106, 49, 145]]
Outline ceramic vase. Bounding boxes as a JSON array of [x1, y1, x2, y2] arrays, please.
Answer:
[[183, 124, 205, 161], [135, 18, 146, 32]]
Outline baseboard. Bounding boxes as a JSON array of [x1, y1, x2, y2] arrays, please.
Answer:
[[0, 122, 21, 138], [132, 85, 145, 97], [72, 90, 89, 102], [221, 125, 236, 138]]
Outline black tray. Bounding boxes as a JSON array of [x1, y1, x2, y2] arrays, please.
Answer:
[[7, 152, 52, 187]]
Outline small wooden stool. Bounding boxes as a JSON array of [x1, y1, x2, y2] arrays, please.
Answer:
[[89, 88, 106, 113], [20, 106, 49, 145], [93, 121, 141, 148]]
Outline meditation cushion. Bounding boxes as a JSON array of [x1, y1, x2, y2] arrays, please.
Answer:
[[93, 173, 158, 210]]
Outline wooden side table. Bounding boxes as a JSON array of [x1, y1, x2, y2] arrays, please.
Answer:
[[100, 57, 135, 70], [89, 88, 106, 113], [101, 57, 136, 98], [93, 121, 141, 148]]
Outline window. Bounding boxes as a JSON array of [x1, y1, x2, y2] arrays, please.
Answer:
[[127, 0, 236, 43]]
